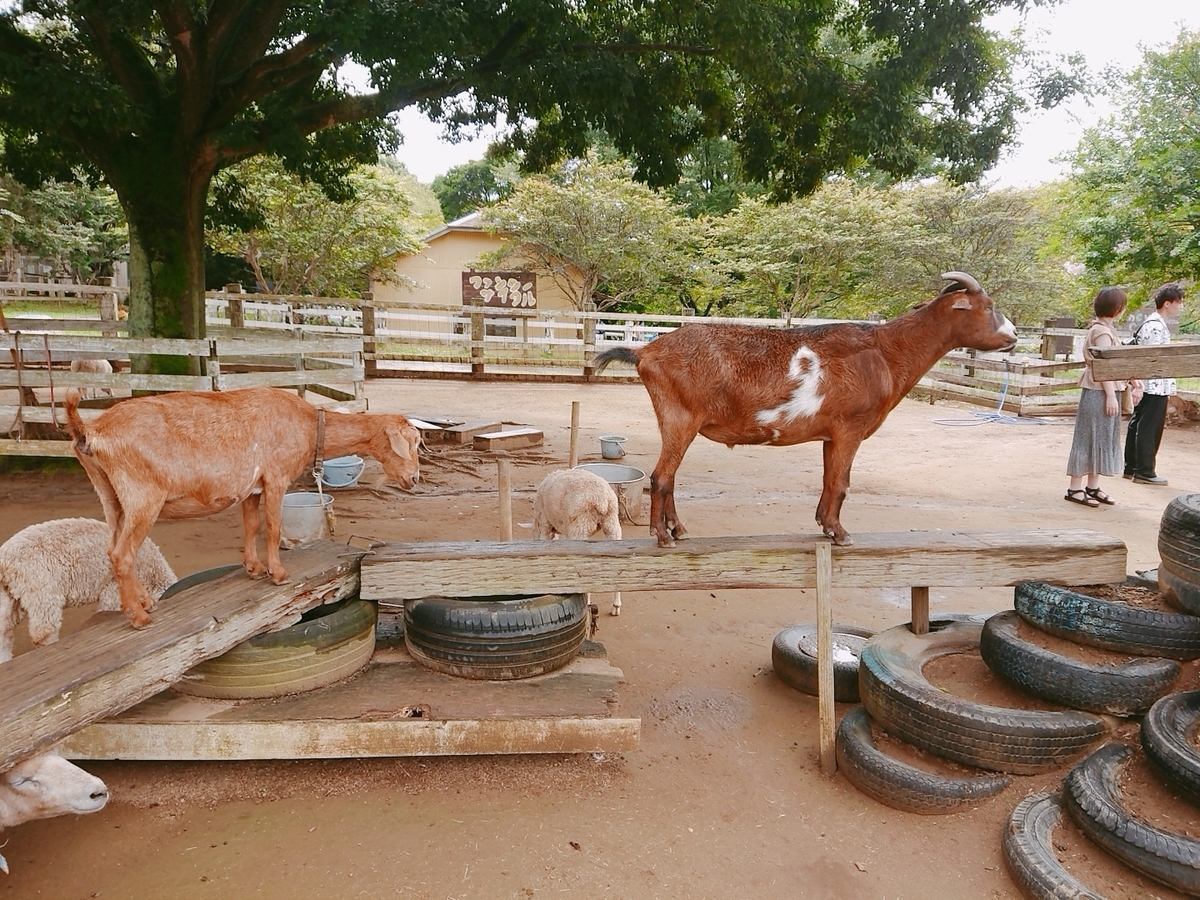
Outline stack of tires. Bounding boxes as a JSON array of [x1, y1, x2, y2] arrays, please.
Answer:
[[771, 523, 1200, 897]]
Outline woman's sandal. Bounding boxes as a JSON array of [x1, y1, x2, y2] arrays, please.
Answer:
[[1085, 487, 1115, 506], [1065, 488, 1099, 508]]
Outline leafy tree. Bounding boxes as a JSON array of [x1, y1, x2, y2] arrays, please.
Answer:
[[0, 175, 125, 281], [432, 156, 520, 222], [480, 157, 684, 310], [1062, 30, 1200, 293], [0, 0, 1053, 366], [672, 136, 765, 218], [712, 182, 901, 322], [207, 158, 424, 297]]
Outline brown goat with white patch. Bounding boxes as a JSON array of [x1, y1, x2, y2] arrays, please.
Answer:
[[594, 273, 1017, 547], [64, 386, 420, 629]]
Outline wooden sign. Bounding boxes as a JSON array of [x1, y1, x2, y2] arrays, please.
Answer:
[[462, 271, 536, 308]]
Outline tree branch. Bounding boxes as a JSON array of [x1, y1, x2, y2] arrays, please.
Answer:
[[75, 11, 164, 108]]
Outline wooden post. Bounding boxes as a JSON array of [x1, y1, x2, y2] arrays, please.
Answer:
[[497, 459, 513, 541], [568, 401, 580, 468], [816, 542, 836, 776], [582, 301, 597, 380], [470, 298, 485, 376], [361, 292, 377, 378], [520, 315, 530, 361], [911, 586, 930, 635], [97, 276, 118, 338], [224, 282, 244, 329]]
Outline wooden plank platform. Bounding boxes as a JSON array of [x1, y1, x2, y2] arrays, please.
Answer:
[[58, 644, 636, 760], [442, 420, 502, 443], [473, 427, 544, 451], [0, 541, 363, 770], [360, 529, 1127, 600]]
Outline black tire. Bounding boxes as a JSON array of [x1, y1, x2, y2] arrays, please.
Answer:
[[981, 610, 1179, 717], [1015, 581, 1200, 661], [1003, 793, 1107, 900], [1141, 691, 1200, 807], [1159, 494, 1200, 615], [174, 597, 377, 699], [404, 593, 588, 680], [859, 619, 1110, 775], [772, 624, 875, 703], [1064, 741, 1200, 895], [835, 705, 1011, 815]]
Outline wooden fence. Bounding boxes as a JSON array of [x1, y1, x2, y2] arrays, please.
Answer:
[[5, 283, 1199, 452]]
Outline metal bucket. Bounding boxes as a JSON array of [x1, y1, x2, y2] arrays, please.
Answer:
[[280, 492, 335, 548], [320, 455, 365, 488], [598, 435, 627, 459], [573, 462, 646, 523]]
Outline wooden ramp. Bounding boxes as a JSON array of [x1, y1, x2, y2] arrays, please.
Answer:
[[0, 541, 362, 770], [58, 644, 636, 760]]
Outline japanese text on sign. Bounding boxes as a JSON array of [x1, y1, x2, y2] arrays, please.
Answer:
[[462, 271, 537, 308]]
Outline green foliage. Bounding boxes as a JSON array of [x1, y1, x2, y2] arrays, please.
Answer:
[[1062, 29, 1200, 295], [207, 158, 426, 297], [0, 175, 125, 280], [0, 0, 1052, 342], [480, 157, 686, 310], [432, 157, 520, 221]]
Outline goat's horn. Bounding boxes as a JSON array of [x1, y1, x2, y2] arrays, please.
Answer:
[[940, 271, 982, 293]]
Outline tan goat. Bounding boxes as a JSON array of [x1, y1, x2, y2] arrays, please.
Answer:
[[64, 386, 420, 629], [533, 468, 623, 615]]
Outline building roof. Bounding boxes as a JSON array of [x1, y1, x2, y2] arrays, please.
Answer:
[[420, 211, 485, 243]]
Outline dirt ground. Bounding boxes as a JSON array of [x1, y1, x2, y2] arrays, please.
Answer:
[[4, 378, 1200, 900]]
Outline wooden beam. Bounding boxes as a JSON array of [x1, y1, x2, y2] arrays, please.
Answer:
[[815, 543, 835, 776], [473, 428, 544, 451], [360, 530, 1127, 600], [1092, 344, 1200, 381], [0, 541, 364, 770]]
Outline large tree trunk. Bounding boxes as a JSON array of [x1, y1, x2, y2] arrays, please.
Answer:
[[112, 138, 213, 376]]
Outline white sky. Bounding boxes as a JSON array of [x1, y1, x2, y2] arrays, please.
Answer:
[[390, 0, 1199, 186]]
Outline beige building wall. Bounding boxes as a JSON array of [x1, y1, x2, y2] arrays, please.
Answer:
[[370, 222, 574, 311]]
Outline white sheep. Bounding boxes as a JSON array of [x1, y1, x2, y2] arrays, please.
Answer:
[[69, 358, 114, 399], [0, 518, 177, 662], [0, 752, 109, 874], [533, 468, 623, 615]]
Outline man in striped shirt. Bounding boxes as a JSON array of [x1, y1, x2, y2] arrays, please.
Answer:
[[1124, 282, 1187, 485]]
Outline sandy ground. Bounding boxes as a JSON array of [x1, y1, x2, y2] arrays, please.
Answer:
[[3, 379, 1200, 900]]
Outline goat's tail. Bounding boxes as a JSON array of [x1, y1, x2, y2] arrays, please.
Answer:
[[592, 347, 640, 374], [63, 388, 91, 455]]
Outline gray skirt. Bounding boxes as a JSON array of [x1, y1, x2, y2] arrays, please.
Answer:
[[1066, 388, 1124, 477]]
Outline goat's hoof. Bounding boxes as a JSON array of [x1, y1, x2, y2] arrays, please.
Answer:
[[833, 534, 854, 546], [610, 608, 621, 617], [128, 612, 153, 629], [269, 572, 291, 586]]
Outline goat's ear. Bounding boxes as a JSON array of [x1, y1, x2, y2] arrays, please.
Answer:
[[951, 296, 973, 310], [386, 425, 412, 460]]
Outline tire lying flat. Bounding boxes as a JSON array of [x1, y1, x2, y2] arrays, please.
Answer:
[[980, 610, 1179, 717], [404, 593, 588, 680], [835, 705, 1010, 814], [772, 623, 875, 703], [1064, 741, 1200, 895], [1159, 494, 1200, 615], [1015, 581, 1200, 660], [1003, 793, 1107, 900], [859, 619, 1110, 775], [1141, 691, 1200, 807], [174, 597, 377, 699]]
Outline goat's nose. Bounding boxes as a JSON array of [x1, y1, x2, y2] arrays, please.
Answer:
[[92, 788, 108, 800]]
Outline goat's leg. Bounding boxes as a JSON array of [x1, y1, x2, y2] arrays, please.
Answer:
[[649, 420, 699, 547], [240, 494, 269, 579], [107, 508, 162, 627], [816, 438, 860, 546], [259, 482, 291, 585]]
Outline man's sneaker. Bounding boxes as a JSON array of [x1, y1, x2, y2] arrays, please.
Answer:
[[1133, 474, 1169, 485]]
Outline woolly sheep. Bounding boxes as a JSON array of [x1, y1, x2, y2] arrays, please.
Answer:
[[69, 358, 113, 399], [533, 468, 623, 615], [0, 518, 177, 662], [0, 752, 109, 873]]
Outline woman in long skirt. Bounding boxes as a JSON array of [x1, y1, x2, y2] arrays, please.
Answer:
[[1066, 286, 1140, 507]]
